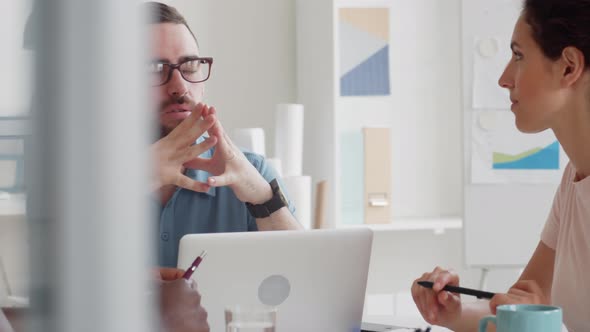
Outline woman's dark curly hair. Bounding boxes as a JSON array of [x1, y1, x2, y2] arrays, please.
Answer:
[[523, 0, 590, 69]]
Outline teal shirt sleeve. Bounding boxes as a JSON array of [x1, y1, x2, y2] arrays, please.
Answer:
[[243, 152, 297, 231]]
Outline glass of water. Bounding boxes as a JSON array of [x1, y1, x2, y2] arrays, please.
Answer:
[[225, 305, 277, 332]]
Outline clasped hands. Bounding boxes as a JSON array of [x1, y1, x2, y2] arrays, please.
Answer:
[[151, 103, 272, 204]]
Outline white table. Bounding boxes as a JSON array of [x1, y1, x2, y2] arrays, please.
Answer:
[[363, 315, 451, 331], [0, 194, 25, 216]]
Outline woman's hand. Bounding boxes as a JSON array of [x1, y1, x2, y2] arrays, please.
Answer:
[[489, 280, 549, 314], [411, 266, 463, 329]]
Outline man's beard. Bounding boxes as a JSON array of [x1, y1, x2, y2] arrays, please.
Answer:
[[159, 123, 175, 138], [159, 94, 194, 138]]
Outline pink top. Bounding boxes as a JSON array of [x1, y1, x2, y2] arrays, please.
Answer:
[[541, 162, 590, 332]]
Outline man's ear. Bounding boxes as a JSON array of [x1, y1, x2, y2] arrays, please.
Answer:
[[560, 46, 586, 88]]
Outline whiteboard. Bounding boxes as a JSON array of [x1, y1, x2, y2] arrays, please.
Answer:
[[462, 0, 564, 266]]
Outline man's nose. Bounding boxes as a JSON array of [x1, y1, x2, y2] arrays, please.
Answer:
[[166, 69, 189, 97]]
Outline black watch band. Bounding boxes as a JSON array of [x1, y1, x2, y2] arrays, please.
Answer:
[[246, 179, 288, 218]]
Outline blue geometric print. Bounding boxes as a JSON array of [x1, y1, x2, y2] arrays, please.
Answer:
[[340, 45, 390, 96]]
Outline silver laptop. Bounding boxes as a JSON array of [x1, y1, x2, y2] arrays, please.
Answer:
[[177, 228, 373, 332]]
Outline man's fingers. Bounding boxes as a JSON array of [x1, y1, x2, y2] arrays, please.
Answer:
[[174, 174, 210, 193], [203, 108, 238, 161], [186, 114, 216, 143], [207, 174, 235, 187], [175, 113, 215, 146], [182, 136, 217, 163], [196, 308, 209, 330], [205, 109, 229, 146], [166, 103, 204, 141], [220, 139, 237, 161], [202, 104, 216, 117], [166, 105, 216, 146], [186, 278, 197, 290], [159, 267, 185, 281], [207, 122, 236, 162], [211, 129, 237, 162]]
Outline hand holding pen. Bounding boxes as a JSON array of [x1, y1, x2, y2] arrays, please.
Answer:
[[183, 250, 208, 280], [411, 267, 464, 328], [417, 281, 495, 299], [156, 251, 207, 281], [154, 251, 209, 332], [159, 273, 209, 332], [157, 267, 186, 281]]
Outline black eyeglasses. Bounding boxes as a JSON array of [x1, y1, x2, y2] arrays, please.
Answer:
[[149, 57, 213, 86]]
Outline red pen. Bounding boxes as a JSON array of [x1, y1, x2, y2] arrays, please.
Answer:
[[182, 250, 207, 280]]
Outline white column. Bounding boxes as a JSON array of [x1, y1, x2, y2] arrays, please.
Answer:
[[28, 1, 154, 331], [296, 0, 337, 227]]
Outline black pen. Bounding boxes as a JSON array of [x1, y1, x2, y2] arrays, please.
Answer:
[[417, 281, 495, 299]]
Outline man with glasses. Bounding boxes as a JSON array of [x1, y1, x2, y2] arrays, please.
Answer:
[[147, 1, 301, 270]]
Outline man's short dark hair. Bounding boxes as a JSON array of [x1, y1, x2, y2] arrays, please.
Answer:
[[145, 2, 199, 48]]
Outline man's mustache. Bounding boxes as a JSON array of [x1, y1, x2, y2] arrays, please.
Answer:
[[159, 95, 194, 112]]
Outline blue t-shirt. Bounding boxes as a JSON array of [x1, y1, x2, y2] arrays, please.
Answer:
[[157, 145, 296, 267]]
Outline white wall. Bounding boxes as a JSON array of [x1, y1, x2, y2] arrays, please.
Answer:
[[368, 230, 519, 295], [296, 0, 337, 225], [0, 0, 33, 116], [336, 0, 463, 220]]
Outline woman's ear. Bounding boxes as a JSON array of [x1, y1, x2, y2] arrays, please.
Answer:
[[560, 46, 586, 87]]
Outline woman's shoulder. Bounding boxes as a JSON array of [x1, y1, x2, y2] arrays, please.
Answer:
[[560, 161, 576, 185]]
